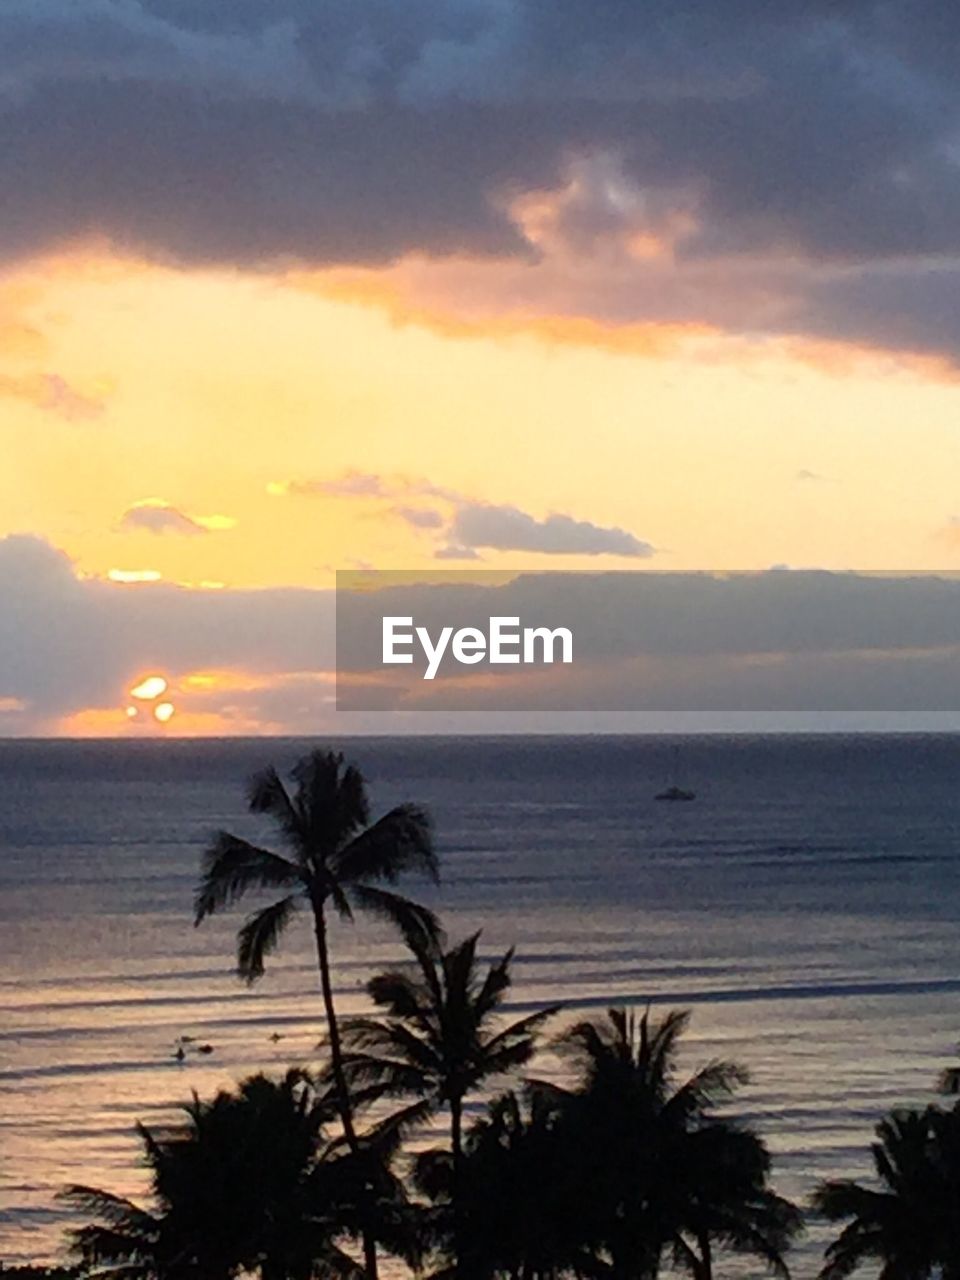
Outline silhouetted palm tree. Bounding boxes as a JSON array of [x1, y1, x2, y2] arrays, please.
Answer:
[[62, 1070, 396, 1280], [555, 1008, 801, 1280], [813, 1104, 960, 1279], [337, 929, 558, 1274], [194, 750, 438, 1278], [436, 1088, 589, 1280]]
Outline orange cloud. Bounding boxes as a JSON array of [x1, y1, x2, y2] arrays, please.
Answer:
[[289, 263, 710, 360], [287, 262, 960, 385]]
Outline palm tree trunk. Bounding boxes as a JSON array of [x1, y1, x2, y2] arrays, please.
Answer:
[[450, 1092, 465, 1278], [311, 898, 379, 1280], [451, 1093, 464, 1167], [696, 1232, 712, 1280]]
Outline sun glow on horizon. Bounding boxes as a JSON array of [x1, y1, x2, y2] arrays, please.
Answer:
[[129, 675, 168, 700]]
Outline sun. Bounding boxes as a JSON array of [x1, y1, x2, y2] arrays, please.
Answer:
[[130, 675, 168, 700], [125, 674, 176, 727]]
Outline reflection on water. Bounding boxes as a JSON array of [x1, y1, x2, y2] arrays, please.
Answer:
[[2, 734, 960, 1272]]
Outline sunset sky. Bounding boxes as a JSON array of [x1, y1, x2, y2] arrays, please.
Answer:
[[3, 1, 960, 734]]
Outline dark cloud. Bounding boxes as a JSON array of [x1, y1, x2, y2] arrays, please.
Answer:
[[1, 2, 959, 357], [451, 503, 653, 557], [1, 6, 958, 258]]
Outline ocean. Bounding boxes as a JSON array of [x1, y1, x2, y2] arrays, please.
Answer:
[[2, 734, 960, 1274]]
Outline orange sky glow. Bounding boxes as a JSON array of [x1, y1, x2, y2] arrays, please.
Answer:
[[3, 241, 960, 735]]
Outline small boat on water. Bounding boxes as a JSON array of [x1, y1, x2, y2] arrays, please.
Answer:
[[655, 783, 696, 802], [655, 748, 696, 801]]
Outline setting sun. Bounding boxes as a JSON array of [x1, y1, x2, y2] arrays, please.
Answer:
[[130, 675, 168, 701]]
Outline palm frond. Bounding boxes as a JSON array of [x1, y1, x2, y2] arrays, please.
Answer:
[[59, 1185, 158, 1233], [292, 749, 370, 852], [473, 946, 514, 1019], [645, 1007, 691, 1074], [348, 883, 441, 952], [194, 832, 302, 923], [337, 1049, 433, 1098], [247, 765, 305, 845], [334, 803, 437, 885], [482, 1005, 561, 1058], [363, 1097, 437, 1157], [329, 878, 355, 922], [366, 970, 435, 1024], [237, 893, 300, 982], [341, 1016, 440, 1075], [557, 1015, 614, 1068], [664, 1059, 750, 1121]]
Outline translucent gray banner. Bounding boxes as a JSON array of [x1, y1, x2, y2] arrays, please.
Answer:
[[335, 569, 960, 712]]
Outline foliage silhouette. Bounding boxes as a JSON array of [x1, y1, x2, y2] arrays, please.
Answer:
[[61, 1070, 413, 1280], [193, 749, 438, 1278], [544, 1007, 802, 1280], [416, 1087, 591, 1280], [336, 929, 559, 1274], [813, 1103, 960, 1279]]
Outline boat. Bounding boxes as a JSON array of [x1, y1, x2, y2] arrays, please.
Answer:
[[655, 747, 696, 801], [655, 784, 696, 802]]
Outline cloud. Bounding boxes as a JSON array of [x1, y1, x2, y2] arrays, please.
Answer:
[[2, 3, 960, 359], [279, 472, 388, 498], [336, 568, 960, 713], [0, 1, 317, 105], [434, 544, 482, 561], [7, 536, 960, 731], [0, 534, 334, 728], [451, 503, 654, 557], [276, 472, 460, 503], [273, 471, 652, 558], [118, 500, 236, 535], [119, 501, 205, 535], [394, 505, 445, 529], [0, 371, 106, 420]]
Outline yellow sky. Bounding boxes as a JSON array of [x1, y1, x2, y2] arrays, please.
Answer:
[[3, 249, 960, 595], [3, 248, 960, 734]]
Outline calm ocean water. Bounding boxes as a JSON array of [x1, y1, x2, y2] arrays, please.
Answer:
[[2, 734, 960, 1274]]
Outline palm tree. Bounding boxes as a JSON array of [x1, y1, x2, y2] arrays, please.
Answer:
[[813, 1104, 960, 1279], [62, 1069, 388, 1280], [336, 929, 559, 1274], [555, 1007, 801, 1280], [193, 748, 439, 1279], [441, 1088, 590, 1280]]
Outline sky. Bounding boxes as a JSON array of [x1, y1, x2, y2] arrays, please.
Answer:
[[2, 0, 960, 735]]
